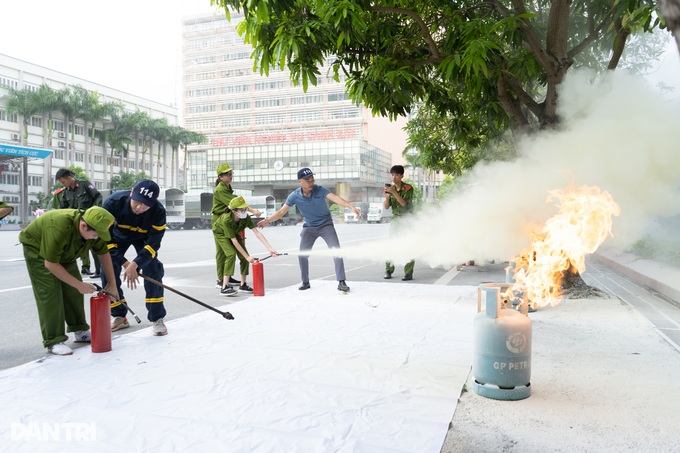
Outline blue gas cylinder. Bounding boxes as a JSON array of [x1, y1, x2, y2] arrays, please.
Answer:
[[472, 284, 532, 400]]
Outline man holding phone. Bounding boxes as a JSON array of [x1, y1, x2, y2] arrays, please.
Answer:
[[383, 165, 415, 281]]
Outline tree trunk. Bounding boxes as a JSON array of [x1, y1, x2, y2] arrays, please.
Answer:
[[659, 0, 680, 53]]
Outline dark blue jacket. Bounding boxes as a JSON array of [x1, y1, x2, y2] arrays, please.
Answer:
[[103, 190, 167, 268]]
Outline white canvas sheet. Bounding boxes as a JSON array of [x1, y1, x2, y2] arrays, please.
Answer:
[[0, 282, 478, 452]]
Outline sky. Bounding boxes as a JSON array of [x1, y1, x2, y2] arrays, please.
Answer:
[[0, 1, 678, 107], [0, 0, 220, 106]]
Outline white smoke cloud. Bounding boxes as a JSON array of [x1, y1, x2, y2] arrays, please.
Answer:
[[323, 70, 680, 268]]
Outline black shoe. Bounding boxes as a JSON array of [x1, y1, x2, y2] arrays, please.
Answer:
[[299, 282, 311, 290], [229, 277, 240, 285], [239, 284, 254, 293], [383, 271, 392, 279], [220, 286, 238, 297], [81, 267, 91, 276], [402, 274, 413, 281], [337, 280, 350, 292]]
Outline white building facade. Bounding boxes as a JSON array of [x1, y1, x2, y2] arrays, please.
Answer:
[[182, 12, 409, 204], [0, 53, 179, 223]]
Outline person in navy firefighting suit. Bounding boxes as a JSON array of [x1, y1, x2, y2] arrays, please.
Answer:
[[102, 179, 169, 336]]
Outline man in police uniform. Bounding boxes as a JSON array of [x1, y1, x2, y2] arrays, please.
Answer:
[[383, 165, 416, 281], [102, 179, 169, 336], [55, 168, 104, 277], [19, 206, 118, 355]]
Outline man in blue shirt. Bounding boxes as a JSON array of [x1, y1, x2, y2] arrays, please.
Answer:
[[258, 168, 360, 292]]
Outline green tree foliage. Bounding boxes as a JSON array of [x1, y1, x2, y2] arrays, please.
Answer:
[[111, 171, 151, 190], [216, 0, 663, 175], [436, 175, 458, 203]]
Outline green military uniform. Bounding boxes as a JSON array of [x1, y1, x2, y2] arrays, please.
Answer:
[[58, 179, 103, 210], [215, 209, 256, 278], [57, 179, 103, 274], [0, 201, 13, 220], [50, 188, 65, 210], [19, 209, 109, 348], [386, 182, 415, 276], [211, 181, 237, 281]]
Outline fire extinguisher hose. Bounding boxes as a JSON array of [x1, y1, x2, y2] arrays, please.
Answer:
[[92, 283, 142, 324], [138, 273, 235, 320]]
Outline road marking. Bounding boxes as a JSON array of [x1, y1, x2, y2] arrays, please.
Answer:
[[434, 267, 460, 285], [0, 286, 32, 293]]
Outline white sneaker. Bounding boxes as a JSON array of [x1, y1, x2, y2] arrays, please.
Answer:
[[111, 317, 130, 332], [74, 330, 91, 342], [48, 343, 73, 355], [153, 318, 168, 336]]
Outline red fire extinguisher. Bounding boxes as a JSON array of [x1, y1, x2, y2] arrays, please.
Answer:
[[252, 258, 265, 297], [90, 293, 112, 353], [252, 254, 286, 297]]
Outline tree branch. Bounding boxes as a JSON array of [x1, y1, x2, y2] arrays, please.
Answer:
[[503, 75, 544, 119], [567, 6, 617, 60], [607, 18, 630, 70], [371, 6, 443, 60], [501, 0, 557, 72], [497, 76, 528, 129]]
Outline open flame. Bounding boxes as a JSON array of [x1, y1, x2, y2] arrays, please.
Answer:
[[507, 184, 620, 308]]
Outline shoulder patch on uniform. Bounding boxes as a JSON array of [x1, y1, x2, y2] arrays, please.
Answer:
[[53, 188, 64, 194], [403, 184, 412, 190]]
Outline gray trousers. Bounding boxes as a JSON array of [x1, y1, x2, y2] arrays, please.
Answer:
[[299, 222, 346, 283]]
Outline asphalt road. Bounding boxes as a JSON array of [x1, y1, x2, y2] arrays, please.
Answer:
[[1, 223, 459, 370]]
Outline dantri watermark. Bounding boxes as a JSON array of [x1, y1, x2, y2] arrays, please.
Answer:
[[10, 422, 96, 442]]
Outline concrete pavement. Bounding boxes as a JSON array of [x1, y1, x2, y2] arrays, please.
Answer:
[[440, 251, 680, 452]]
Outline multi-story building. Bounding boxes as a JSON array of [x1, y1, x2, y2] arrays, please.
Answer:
[[181, 11, 410, 204], [0, 53, 179, 222]]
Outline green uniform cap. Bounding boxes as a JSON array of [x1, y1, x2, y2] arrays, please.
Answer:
[[216, 162, 233, 175], [82, 206, 114, 241], [228, 196, 249, 210]]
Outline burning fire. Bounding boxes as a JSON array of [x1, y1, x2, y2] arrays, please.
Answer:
[[507, 184, 620, 308]]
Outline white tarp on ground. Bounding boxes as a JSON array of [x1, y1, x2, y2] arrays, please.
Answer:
[[0, 282, 478, 452]]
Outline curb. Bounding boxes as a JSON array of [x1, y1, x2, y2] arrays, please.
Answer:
[[592, 250, 680, 309]]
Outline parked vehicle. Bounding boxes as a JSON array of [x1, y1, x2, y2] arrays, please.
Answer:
[[247, 195, 276, 223], [367, 202, 391, 223], [344, 202, 369, 223], [158, 188, 186, 229], [269, 203, 303, 226], [183, 192, 213, 229]]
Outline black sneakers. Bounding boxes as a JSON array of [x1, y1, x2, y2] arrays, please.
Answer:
[[299, 282, 311, 290], [337, 280, 350, 292], [383, 271, 392, 279], [220, 287, 238, 297], [81, 267, 91, 276], [239, 284, 254, 293], [402, 274, 413, 281]]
